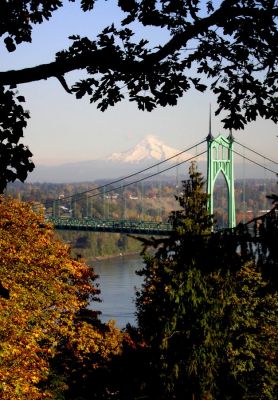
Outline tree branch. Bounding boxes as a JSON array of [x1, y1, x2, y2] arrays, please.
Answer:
[[55, 75, 72, 93], [150, 6, 278, 63], [0, 6, 276, 88], [0, 49, 118, 86]]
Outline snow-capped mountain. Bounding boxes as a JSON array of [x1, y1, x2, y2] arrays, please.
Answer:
[[28, 135, 197, 183], [108, 135, 191, 163]]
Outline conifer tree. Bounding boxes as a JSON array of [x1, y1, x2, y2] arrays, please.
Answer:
[[136, 162, 277, 400]]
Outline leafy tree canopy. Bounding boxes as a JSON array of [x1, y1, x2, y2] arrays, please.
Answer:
[[0, 1, 277, 190], [0, 196, 123, 399]]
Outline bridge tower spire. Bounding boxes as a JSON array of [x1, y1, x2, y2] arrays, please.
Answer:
[[208, 103, 212, 139], [206, 118, 236, 228]]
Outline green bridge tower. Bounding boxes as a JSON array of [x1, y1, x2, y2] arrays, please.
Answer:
[[206, 121, 236, 228]]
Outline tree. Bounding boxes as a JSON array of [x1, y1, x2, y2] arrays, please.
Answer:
[[0, 196, 123, 399], [135, 162, 277, 399], [0, 0, 277, 190], [0, 86, 34, 193]]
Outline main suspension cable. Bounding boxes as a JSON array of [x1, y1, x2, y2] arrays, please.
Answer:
[[41, 139, 206, 207]]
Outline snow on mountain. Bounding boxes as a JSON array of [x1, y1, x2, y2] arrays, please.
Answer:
[[27, 135, 264, 183], [108, 135, 192, 163], [28, 135, 199, 183]]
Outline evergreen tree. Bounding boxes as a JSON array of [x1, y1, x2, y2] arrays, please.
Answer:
[[135, 162, 277, 400]]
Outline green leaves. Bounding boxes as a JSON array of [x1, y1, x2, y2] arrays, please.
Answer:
[[0, 86, 34, 193]]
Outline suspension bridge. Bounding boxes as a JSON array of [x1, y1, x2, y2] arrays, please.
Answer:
[[45, 133, 278, 236]]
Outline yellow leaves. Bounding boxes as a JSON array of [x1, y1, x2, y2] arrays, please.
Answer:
[[0, 196, 101, 399], [65, 319, 124, 369]]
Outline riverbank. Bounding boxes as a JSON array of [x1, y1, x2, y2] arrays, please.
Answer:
[[87, 251, 141, 263]]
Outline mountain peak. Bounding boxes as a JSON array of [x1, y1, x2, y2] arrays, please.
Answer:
[[108, 135, 186, 163]]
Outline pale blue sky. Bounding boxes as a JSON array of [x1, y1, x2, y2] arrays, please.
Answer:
[[1, 1, 277, 168]]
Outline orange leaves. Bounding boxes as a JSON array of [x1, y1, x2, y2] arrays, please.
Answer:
[[67, 320, 123, 365], [0, 196, 103, 399]]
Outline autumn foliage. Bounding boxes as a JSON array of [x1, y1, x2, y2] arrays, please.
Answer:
[[0, 196, 123, 399]]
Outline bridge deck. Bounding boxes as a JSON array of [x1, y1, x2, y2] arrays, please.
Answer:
[[48, 217, 172, 235]]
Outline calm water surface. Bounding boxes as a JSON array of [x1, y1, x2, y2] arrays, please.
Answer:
[[89, 255, 144, 328]]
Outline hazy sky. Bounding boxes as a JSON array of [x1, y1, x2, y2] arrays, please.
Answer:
[[1, 1, 277, 169]]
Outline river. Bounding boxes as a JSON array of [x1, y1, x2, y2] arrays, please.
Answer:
[[88, 254, 144, 328]]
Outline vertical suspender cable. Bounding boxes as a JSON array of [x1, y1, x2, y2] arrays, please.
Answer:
[[242, 144, 246, 223], [141, 180, 144, 221], [124, 185, 126, 220], [176, 164, 179, 195], [107, 185, 110, 220], [263, 157, 267, 212], [69, 196, 72, 218], [86, 188, 89, 218], [158, 164, 162, 222]]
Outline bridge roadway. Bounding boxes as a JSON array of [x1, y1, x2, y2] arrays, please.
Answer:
[[48, 217, 173, 235], [48, 208, 278, 237]]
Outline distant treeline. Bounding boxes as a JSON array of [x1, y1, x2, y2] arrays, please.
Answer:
[[5, 178, 277, 257]]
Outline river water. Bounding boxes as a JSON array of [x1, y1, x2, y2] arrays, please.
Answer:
[[88, 255, 144, 328]]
